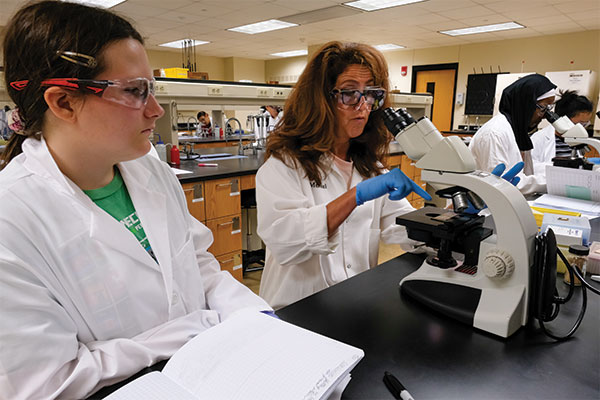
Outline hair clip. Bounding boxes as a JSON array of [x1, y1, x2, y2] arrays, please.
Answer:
[[57, 51, 98, 68]]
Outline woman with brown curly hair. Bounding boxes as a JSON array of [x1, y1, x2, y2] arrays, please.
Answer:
[[256, 41, 430, 309]]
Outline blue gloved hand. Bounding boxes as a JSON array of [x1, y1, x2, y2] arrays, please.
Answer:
[[462, 162, 524, 214], [356, 168, 432, 206], [587, 157, 600, 164], [491, 161, 523, 186]]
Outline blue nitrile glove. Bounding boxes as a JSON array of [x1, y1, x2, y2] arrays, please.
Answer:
[[260, 310, 280, 319], [587, 157, 600, 164], [355, 168, 432, 206], [491, 161, 523, 186], [463, 162, 524, 214]]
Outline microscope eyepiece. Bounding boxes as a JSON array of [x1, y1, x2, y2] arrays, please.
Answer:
[[397, 108, 416, 125], [543, 108, 560, 123], [383, 107, 408, 135]]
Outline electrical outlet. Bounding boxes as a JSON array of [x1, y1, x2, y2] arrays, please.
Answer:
[[273, 89, 286, 98], [155, 83, 168, 94], [208, 85, 223, 96], [257, 88, 271, 97]]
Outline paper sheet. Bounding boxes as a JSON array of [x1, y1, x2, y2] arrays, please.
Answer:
[[170, 167, 193, 175], [546, 165, 600, 201], [533, 194, 600, 216]]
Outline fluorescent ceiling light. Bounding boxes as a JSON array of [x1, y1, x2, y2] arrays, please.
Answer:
[[61, 0, 126, 8], [374, 44, 406, 51], [228, 19, 298, 34], [440, 22, 525, 36], [270, 50, 308, 58], [159, 39, 210, 49], [344, 0, 426, 12]]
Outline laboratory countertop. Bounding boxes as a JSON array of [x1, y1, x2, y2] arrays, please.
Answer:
[[277, 253, 600, 400], [172, 142, 405, 183], [178, 134, 255, 144]]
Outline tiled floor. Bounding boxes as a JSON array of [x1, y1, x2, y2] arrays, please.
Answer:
[[242, 243, 405, 295]]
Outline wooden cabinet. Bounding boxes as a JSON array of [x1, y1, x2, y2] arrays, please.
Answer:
[[205, 215, 242, 256], [204, 177, 241, 220], [400, 155, 425, 209], [181, 181, 205, 222], [215, 251, 243, 282], [240, 174, 255, 190]]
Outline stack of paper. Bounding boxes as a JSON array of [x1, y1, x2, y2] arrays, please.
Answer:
[[545, 165, 600, 202], [105, 310, 363, 400], [533, 194, 600, 216]]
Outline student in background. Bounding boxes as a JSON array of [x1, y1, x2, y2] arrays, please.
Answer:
[[469, 74, 557, 195], [265, 105, 283, 130], [256, 41, 431, 310], [0, 2, 271, 398], [531, 90, 594, 173], [197, 110, 212, 132]]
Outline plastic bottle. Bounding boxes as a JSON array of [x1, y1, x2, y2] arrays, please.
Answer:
[[170, 145, 180, 166], [214, 124, 220, 139], [155, 134, 167, 163]]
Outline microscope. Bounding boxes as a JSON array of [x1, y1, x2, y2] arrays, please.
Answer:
[[383, 108, 538, 338], [543, 109, 600, 170]]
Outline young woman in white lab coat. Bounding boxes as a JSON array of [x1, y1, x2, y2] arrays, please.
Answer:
[[469, 74, 557, 195], [0, 2, 270, 399], [256, 42, 431, 310], [530, 90, 594, 174]]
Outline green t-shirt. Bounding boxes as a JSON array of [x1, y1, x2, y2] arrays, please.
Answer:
[[84, 168, 157, 262]]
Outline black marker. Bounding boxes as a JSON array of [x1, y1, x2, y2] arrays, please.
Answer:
[[383, 371, 415, 400]]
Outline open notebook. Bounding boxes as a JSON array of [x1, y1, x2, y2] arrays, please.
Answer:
[[105, 310, 363, 400]]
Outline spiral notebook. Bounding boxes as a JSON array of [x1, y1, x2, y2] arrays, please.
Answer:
[[105, 310, 363, 400]]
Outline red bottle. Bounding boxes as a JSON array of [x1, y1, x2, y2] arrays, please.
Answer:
[[170, 145, 180, 166]]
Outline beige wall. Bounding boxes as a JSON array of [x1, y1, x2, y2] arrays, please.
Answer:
[[265, 56, 307, 84], [265, 30, 600, 129]]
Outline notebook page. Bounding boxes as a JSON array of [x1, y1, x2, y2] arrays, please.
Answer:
[[104, 371, 197, 400], [162, 310, 363, 400], [546, 165, 600, 201]]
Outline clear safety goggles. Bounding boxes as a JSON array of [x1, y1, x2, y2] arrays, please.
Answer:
[[330, 86, 386, 111], [10, 77, 156, 110], [535, 102, 555, 114]]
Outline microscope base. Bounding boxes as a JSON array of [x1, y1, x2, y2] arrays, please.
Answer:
[[401, 262, 527, 338]]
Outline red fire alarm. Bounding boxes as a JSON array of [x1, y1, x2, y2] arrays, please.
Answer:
[[401, 66, 408, 76]]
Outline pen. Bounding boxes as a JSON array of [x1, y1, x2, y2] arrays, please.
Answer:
[[383, 371, 414, 400], [197, 163, 218, 167]]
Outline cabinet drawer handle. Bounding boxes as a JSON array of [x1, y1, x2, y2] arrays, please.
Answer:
[[217, 182, 233, 187], [217, 221, 234, 227], [183, 188, 194, 193], [219, 258, 234, 264]]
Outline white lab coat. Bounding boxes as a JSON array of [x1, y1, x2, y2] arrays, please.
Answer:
[[0, 137, 270, 400], [530, 124, 556, 177], [469, 113, 546, 195], [256, 155, 417, 310]]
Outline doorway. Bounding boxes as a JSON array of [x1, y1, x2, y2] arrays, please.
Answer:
[[412, 63, 458, 132]]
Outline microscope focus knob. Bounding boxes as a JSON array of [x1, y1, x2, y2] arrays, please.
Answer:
[[483, 249, 515, 278]]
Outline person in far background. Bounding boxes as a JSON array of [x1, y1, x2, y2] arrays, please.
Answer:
[[530, 90, 594, 175], [0, 2, 271, 399], [265, 105, 283, 131], [256, 41, 432, 310], [197, 110, 212, 133], [469, 73, 557, 195]]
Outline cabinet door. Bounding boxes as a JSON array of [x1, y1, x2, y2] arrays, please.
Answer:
[[384, 154, 403, 170], [206, 214, 242, 256], [216, 250, 243, 282], [181, 182, 205, 222], [240, 174, 256, 190], [205, 177, 241, 219]]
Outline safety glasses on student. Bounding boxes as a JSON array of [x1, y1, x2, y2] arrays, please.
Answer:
[[9, 77, 156, 110], [535, 102, 555, 114], [330, 87, 386, 111]]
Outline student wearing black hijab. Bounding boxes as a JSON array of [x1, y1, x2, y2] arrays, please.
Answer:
[[470, 74, 557, 195]]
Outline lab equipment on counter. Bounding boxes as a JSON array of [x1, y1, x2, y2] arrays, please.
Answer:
[[383, 107, 538, 338], [170, 145, 180, 166], [154, 135, 167, 163], [543, 108, 600, 169], [564, 244, 588, 286]]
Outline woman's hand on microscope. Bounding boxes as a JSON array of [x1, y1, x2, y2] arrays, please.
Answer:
[[491, 161, 523, 186], [355, 168, 432, 206]]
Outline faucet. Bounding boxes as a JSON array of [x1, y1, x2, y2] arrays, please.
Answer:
[[225, 117, 246, 155], [187, 116, 199, 135]]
